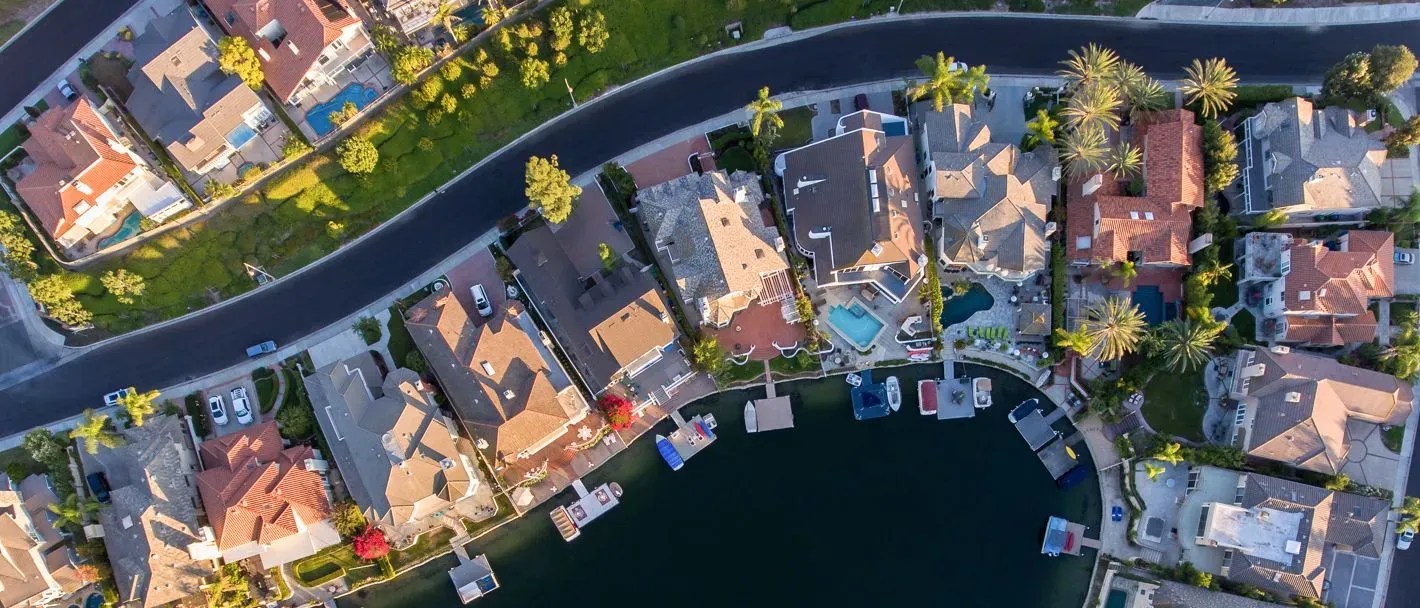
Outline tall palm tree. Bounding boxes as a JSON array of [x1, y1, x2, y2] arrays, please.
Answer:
[[1153, 442, 1186, 466], [1383, 333, 1420, 381], [1111, 260, 1138, 287], [1143, 462, 1166, 482], [1157, 319, 1221, 373], [1180, 57, 1239, 119], [48, 494, 100, 528], [70, 409, 125, 455], [909, 52, 987, 112], [1058, 44, 1120, 91], [1111, 61, 1169, 117], [746, 86, 783, 141], [1053, 327, 1096, 357], [1061, 81, 1122, 133], [1082, 297, 1148, 361], [116, 388, 160, 428], [1024, 109, 1059, 149], [1195, 259, 1233, 286], [1107, 142, 1143, 180], [1058, 126, 1109, 176]]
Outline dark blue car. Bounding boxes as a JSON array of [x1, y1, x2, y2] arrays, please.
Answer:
[[86, 472, 111, 503]]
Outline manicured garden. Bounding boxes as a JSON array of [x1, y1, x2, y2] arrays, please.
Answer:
[[716, 360, 765, 386], [769, 350, 821, 377], [1140, 369, 1207, 443], [387, 527, 456, 571], [1384, 425, 1405, 454]]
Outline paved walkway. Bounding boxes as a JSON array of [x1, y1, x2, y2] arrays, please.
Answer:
[[1136, 2, 1420, 24]]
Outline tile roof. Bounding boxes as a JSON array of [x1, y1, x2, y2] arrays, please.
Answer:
[[127, 7, 265, 172], [405, 293, 584, 459], [1241, 346, 1413, 473], [15, 98, 139, 239], [1274, 231, 1394, 347], [196, 421, 331, 552], [637, 170, 791, 326], [202, 0, 361, 101], [1067, 109, 1204, 266], [0, 475, 63, 608], [1247, 98, 1386, 213]]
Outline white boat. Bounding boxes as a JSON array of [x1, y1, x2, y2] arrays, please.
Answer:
[[744, 401, 758, 433], [845, 373, 862, 387], [972, 378, 993, 409], [885, 376, 901, 412]]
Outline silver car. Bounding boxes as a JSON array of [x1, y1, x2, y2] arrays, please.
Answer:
[[208, 395, 228, 426]]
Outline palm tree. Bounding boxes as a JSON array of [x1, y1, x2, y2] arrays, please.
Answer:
[[1082, 297, 1148, 361], [1106, 142, 1143, 180], [1111, 61, 1168, 117], [1058, 126, 1109, 176], [70, 409, 125, 455], [1143, 462, 1166, 482], [1157, 319, 1222, 373], [1053, 327, 1096, 357], [116, 388, 160, 428], [1180, 57, 1239, 119], [1194, 259, 1233, 286], [1111, 260, 1138, 287], [746, 86, 783, 141], [1153, 442, 1186, 466], [908, 52, 987, 112], [1024, 109, 1059, 149], [47, 494, 100, 528], [1058, 44, 1120, 91], [1061, 82, 1122, 133], [1383, 335, 1420, 381]]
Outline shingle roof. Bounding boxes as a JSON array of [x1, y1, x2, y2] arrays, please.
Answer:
[[196, 422, 330, 552], [1067, 109, 1204, 266], [15, 98, 138, 239], [202, 0, 360, 101], [1248, 98, 1386, 212]]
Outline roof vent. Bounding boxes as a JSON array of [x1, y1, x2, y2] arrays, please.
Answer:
[[440, 458, 455, 470], [870, 243, 884, 256], [121, 516, 133, 529], [1284, 540, 1302, 555], [503, 389, 516, 400], [1285, 392, 1303, 403], [720, 217, 729, 227], [1298, 291, 1310, 301]]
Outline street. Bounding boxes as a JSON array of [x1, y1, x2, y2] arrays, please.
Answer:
[[0, 0, 141, 112]]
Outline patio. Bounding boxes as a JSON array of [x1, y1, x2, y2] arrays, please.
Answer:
[[815, 282, 929, 371], [288, 52, 395, 141], [190, 120, 290, 192], [496, 410, 626, 511], [709, 299, 806, 361], [624, 135, 712, 187]]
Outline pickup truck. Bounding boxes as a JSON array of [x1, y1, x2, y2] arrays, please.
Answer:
[[246, 341, 277, 358]]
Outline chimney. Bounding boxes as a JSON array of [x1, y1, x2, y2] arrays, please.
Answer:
[[1082, 174, 1103, 197], [503, 389, 515, 400]]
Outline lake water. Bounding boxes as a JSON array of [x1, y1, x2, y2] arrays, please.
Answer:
[[338, 363, 1100, 608]]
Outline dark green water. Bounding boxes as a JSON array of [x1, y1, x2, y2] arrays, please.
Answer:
[[339, 363, 1100, 608], [942, 283, 995, 328]]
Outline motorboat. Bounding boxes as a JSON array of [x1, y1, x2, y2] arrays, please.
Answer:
[[972, 377, 993, 409], [1008, 398, 1040, 423], [885, 376, 901, 412], [744, 401, 758, 433], [845, 372, 863, 387], [655, 434, 684, 471]]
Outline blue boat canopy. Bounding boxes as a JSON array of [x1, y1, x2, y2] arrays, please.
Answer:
[[656, 435, 684, 471]]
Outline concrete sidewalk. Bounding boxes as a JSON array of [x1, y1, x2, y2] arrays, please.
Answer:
[[1137, 2, 1420, 24]]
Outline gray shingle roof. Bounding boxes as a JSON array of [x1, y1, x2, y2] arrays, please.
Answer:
[[1247, 98, 1386, 213]]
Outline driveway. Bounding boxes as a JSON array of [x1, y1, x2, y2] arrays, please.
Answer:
[[1395, 249, 1420, 296], [443, 248, 506, 317], [204, 376, 264, 437], [1327, 551, 1381, 608]]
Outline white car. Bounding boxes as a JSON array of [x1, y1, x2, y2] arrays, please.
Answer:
[[471, 284, 493, 318], [208, 395, 228, 426], [1396, 251, 1415, 266], [230, 387, 253, 424], [103, 388, 133, 407], [1400, 529, 1414, 550]]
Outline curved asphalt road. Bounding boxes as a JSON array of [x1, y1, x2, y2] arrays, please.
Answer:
[[4, 16, 1418, 427], [0, 0, 142, 112]]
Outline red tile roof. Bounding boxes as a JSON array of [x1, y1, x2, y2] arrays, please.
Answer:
[[195, 422, 330, 551], [15, 98, 138, 239], [1067, 110, 1205, 266], [1278, 230, 1394, 345], [202, 0, 360, 101]]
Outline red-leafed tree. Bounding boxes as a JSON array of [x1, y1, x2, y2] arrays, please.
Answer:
[[597, 394, 634, 430], [352, 525, 390, 560]]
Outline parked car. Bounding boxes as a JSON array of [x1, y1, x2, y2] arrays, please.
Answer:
[[1400, 529, 1415, 551], [208, 394, 228, 426], [57, 80, 77, 101], [86, 472, 111, 503], [230, 387, 253, 424], [471, 284, 494, 318], [246, 340, 277, 357], [102, 387, 133, 407], [1396, 251, 1415, 265]]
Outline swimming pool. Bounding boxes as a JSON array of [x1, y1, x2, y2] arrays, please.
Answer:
[[98, 212, 142, 248], [940, 282, 994, 327], [827, 300, 886, 351], [225, 122, 258, 149], [306, 83, 379, 136]]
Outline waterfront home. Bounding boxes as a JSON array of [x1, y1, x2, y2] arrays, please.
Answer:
[[12, 98, 192, 250], [917, 102, 1059, 283], [404, 292, 588, 473], [194, 422, 337, 568], [1175, 465, 1387, 600], [636, 169, 794, 329], [0, 474, 85, 607], [125, 6, 275, 180], [379, 0, 443, 35], [305, 355, 481, 542], [1227, 346, 1412, 475], [1238, 97, 1388, 225], [507, 223, 684, 398], [776, 109, 926, 304], [1066, 110, 1204, 269], [1235, 230, 1394, 346], [202, 0, 375, 106], [90, 416, 212, 608]]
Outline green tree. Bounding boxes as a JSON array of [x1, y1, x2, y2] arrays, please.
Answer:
[[1201, 120, 1240, 196], [1058, 44, 1120, 91], [577, 10, 609, 54], [1157, 319, 1221, 373], [691, 336, 728, 376], [331, 501, 367, 538], [460, 83, 477, 99], [1023, 109, 1058, 150], [204, 179, 236, 201], [1143, 462, 1165, 482], [70, 409, 124, 454], [549, 6, 574, 52], [440, 93, 458, 113], [28, 275, 91, 327], [116, 388, 160, 427], [1180, 58, 1238, 119], [1153, 442, 1185, 466], [1113, 61, 1168, 117], [22, 429, 66, 466], [1324, 473, 1352, 491], [598, 242, 616, 271], [1053, 327, 1095, 357], [0, 211, 38, 283], [405, 350, 428, 374], [100, 269, 145, 305], [519, 56, 550, 88], [908, 52, 988, 112], [390, 46, 435, 85], [1382, 330, 1420, 380], [281, 137, 312, 159], [1323, 51, 1375, 101], [1111, 260, 1137, 287], [1252, 208, 1287, 228], [371, 25, 403, 56], [1369, 44, 1417, 97], [1386, 115, 1420, 152], [216, 36, 264, 88], [47, 494, 99, 528], [438, 61, 462, 82], [337, 138, 379, 174], [524, 155, 581, 223], [1059, 125, 1109, 175], [1081, 297, 1147, 361], [210, 564, 253, 608], [1062, 81, 1122, 132], [1106, 142, 1142, 180], [746, 86, 783, 141]]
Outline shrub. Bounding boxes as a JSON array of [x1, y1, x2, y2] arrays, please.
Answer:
[[337, 138, 379, 174], [353, 316, 381, 344], [597, 394, 634, 430], [438, 61, 462, 81], [353, 525, 391, 560]]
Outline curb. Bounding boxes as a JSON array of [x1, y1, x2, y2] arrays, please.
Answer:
[[0, 0, 70, 55]]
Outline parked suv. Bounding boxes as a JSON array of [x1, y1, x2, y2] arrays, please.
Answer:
[[471, 284, 494, 318], [208, 394, 228, 426], [230, 387, 253, 424]]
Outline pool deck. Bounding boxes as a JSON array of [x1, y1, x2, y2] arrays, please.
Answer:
[[815, 283, 930, 371]]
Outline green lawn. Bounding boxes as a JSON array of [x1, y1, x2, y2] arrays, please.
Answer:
[[252, 367, 278, 413], [1231, 308, 1256, 342], [777, 106, 814, 149], [0, 19, 23, 47], [1208, 239, 1238, 307], [385, 306, 415, 369], [291, 545, 359, 586], [1383, 425, 1405, 454], [768, 350, 820, 377], [1110, 0, 1150, 16], [716, 360, 764, 386], [462, 491, 514, 538], [388, 527, 455, 572], [1140, 370, 1207, 442]]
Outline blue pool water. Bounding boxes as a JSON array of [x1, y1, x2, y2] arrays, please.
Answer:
[[940, 282, 994, 327], [1132, 285, 1165, 326], [225, 122, 257, 148], [827, 302, 885, 350], [84, 594, 103, 608], [882, 120, 908, 137], [453, 4, 486, 24], [98, 212, 142, 248], [306, 83, 379, 136]]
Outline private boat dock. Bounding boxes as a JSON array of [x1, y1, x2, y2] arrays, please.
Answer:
[[1040, 515, 1098, 557], [549, 479, 623, 541], [656, 412, 718, 470], [920, 361, 974, 420], [746, 396, 794, 433], [1012, 400, 1088, 485], [448, 545, 499, 603], [849, 370, 892, 420]]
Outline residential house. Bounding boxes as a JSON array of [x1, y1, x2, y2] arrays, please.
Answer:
[[92, 416, 212, 608], [918, 103, 1059, 282], [380, 0, 442, 35], [1239, 97, 1388, 224], [1175, 465, 1387, 600], [194, 421, 337, 568], [507, 223, 680, 394], [126, 7, 275, 178], [776, 110, 925, 303], [1236, 230, 1394, 346], [1067, 109, 1204, 268], [636, 170, 794, 328], [1228, 346, 1412, 474], [14, 98, 191, 249], [305, 357, 480, 539], [405, 292, 588, 465], [0, 474, 84, 608], [204, 0, 375, 105]]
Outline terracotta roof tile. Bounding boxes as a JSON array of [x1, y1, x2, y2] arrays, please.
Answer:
[[202, 0, 360, 101], [15, 98, 139, 239], [196, 422, 330, 551]]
